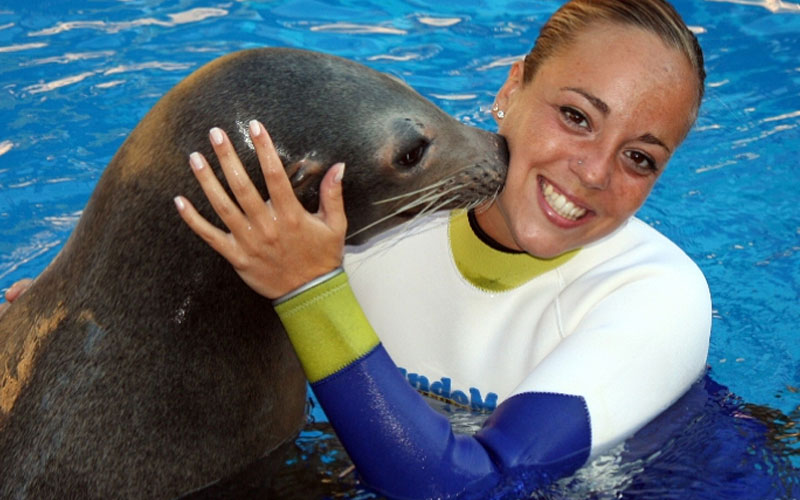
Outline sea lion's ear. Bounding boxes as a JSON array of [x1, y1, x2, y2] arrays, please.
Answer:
[[286, 158, 327, 191]]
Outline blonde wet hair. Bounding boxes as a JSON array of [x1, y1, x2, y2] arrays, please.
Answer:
[[524, 0, 705, 116]]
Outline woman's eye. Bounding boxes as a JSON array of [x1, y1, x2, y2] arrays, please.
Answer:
[[625, 150, 657, 172], [560, 106, 590, 130]]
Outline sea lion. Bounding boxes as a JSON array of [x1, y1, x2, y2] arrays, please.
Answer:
[[0, 47, 508, 498]]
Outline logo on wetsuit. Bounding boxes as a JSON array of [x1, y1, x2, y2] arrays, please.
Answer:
[[398, 367, 498, 412]]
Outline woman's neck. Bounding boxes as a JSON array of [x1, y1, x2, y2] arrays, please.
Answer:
[[472, 201, 523, 252], [467, 209, 522, 254]]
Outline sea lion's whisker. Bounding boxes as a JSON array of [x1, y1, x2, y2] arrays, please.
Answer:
[[349, 172, 502, 241], [395, 196, 461, 239], [395, 192, 461, 228], [346, 188, 455, 241], [372, 178, 451, 205], [408, 185, 467, 213], [381, 185, 453, 215], [386, 195, 462, 243], [346, 211, 408, 241], [416, 195, 461, 218], [470, 190, 500, 214]]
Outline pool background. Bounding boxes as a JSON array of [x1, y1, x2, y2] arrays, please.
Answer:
[[0, 0, 797, 495]]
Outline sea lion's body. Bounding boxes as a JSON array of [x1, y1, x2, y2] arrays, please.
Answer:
[[0, 48, 507, 498]]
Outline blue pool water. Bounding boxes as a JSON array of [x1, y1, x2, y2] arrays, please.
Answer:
[[0, 0, 798, 497]]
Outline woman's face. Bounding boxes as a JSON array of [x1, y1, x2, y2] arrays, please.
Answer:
[[479, 23, 698, 258]]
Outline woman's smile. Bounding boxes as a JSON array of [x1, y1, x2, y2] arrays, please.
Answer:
[[538, 175, 592, 227]]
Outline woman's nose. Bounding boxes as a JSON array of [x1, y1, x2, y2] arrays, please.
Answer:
[[570, 154, 613, 190]]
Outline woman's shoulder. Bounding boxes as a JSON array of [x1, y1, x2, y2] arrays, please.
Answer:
[[572, 217, 706, 279], [558, 217, 711, 319]]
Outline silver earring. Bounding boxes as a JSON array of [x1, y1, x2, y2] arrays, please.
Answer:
[[492, 102, 505, 119], [577, 159, 584, 165]]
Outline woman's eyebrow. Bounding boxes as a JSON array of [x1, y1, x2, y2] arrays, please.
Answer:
[[638, 133, 671, 154], [562, 86, 671, 154], [562, 86, 609, 116]]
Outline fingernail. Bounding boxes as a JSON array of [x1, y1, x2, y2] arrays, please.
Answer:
[[210, 127, 224, 145], [334, 162, 345, 183], [249, 120, 261, 137], [189, 152, 204, 171], [174, 196, 186, 211]]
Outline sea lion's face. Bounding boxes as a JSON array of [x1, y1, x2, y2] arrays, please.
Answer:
[[341, 107, 507, 243], [484, 24, 696, 257], [296, 70, 509, 244], [183, 49, 508, 245]]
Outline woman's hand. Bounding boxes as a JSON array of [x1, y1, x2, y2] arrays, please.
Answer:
[[174, 120, 347, 300]]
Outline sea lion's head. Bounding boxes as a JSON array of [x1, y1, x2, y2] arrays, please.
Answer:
[[161, 48, 509, 244]]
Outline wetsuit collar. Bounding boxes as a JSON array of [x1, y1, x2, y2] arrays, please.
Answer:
[[448, 210, 579, 292]]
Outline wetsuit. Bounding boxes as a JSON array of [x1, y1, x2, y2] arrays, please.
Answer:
[[274, 210, 711, 499]]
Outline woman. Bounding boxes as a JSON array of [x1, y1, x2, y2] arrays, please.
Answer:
[[10, 0, 712, 497]]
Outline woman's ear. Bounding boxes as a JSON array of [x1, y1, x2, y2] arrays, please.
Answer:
[[493, 60, 525, 123]]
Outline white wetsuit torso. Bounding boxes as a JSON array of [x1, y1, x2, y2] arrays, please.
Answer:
[[344, 210, 711, 456]]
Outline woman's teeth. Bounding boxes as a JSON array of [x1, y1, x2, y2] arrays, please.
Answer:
[[542, 181, 587, 221]]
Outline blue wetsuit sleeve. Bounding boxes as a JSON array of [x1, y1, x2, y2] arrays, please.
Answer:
[[274, 271, 591, 499]]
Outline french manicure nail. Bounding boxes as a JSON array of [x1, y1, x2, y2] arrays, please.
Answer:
[[210, 127, 224, 145], [249, 120, 261, 137], [334, 162, 345, 183], [189, 152, 204, 170], [174, 196, 186, 211]]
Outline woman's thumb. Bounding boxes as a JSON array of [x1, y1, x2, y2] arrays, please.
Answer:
[[318, 162, 347, 235]]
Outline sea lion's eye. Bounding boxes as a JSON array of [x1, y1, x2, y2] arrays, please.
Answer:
[[396, 140, 429, 168]]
